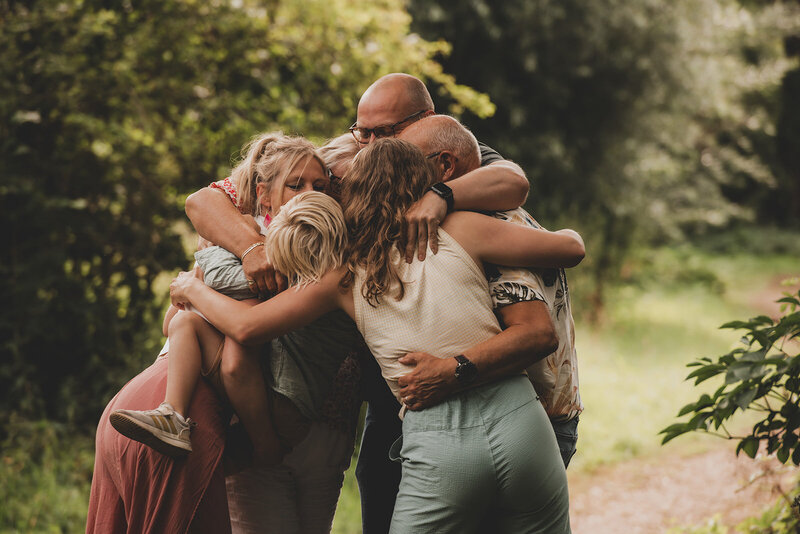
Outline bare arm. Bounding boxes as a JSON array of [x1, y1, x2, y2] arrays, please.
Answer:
[[450, 160, 529, 212], [402, 160, 530, 262], [169, 268, 348, 346], [442, 211, 585, 269], [186, 187, 261, 256], [185, 187, 286, 295], [397, 300, 557, 410]]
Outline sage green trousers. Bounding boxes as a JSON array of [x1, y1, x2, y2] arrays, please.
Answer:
[[388, 375, 571, 534]]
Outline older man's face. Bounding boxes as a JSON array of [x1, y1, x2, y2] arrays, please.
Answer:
[[352, 86, 427, 146]]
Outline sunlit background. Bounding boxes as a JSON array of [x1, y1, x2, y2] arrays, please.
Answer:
[[2, 0, 799, 532]]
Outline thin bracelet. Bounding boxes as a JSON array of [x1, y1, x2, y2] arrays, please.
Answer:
[[240, 241, 265, 261]]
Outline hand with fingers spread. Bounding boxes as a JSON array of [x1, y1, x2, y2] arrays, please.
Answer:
[[402, 191, 448, 263], [396, 352, 459, 411]]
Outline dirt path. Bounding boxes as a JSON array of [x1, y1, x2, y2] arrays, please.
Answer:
[[568, 445, 797, 533], [568, 275, 799, 533], [748, 274, 798, 319]]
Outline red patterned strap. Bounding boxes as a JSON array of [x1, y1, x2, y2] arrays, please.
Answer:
[[209, 178, 273, 227], [209, 177, 238, 207]]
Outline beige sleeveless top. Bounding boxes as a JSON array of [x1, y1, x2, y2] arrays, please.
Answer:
[[353, 228, 502, 403]]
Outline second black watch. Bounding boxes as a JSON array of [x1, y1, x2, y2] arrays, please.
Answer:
[[427, 182, 454, 213], [454, 355, 478, 384]]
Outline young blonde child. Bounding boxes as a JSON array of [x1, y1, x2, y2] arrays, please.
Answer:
[[110, 132, 331, 463]]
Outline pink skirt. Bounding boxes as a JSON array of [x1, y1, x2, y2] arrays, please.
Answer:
[[86, 355, 231, 534]]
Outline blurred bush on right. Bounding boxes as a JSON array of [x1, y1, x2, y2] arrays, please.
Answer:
[[408, 0, 800, 319]]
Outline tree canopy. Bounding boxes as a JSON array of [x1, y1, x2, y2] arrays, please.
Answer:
[[408, 0, 800, 314], [0, 0, 489, 426]]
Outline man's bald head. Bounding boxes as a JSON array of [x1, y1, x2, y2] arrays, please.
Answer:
[[398, 115, 481, 179], [355, 74, 435, 142]]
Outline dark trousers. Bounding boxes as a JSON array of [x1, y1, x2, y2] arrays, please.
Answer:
[[552, 415, 580, 468], [356, 355, 403, 534]]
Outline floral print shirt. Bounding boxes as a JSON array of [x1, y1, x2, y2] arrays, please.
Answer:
[[485, 207, 583, 421]]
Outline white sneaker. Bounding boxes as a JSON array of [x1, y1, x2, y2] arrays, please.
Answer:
[[110, 402, 195, 457]]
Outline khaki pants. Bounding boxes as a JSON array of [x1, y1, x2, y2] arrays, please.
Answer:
[[225, 421, 354, 534]]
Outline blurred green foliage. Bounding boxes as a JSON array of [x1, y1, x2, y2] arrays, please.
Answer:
[[0, 0, 490, 429], [0, 418, 95, 532], [408, 0, 800, 316]]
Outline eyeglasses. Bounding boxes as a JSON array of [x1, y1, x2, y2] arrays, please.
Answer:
[[349, 110, 428, 144], [425, 151, 459, 162], [327, 167, 342, 183]]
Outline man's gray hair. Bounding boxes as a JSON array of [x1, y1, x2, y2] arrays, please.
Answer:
[[417, 115, 481, 174]]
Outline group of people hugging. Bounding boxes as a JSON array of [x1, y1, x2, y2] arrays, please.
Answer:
[[86, 73, 584, 534]]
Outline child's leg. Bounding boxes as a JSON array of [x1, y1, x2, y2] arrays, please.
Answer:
[[108, 309, 223, 457], [219, 340, 283, 465], [165, 311, 224, 417]]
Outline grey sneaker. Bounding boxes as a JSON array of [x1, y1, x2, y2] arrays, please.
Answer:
[[110, 402, 195, 457]]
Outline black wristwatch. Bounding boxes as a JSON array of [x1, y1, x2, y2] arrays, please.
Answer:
[[427, 182, 454, 213], [454, 355, 478, 383]]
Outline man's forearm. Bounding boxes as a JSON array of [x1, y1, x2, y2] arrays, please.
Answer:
[[398, 300, 557, 409], [185, 187, 262, 257], [449, 161, 529, 212], [462, 317, 557, 389]]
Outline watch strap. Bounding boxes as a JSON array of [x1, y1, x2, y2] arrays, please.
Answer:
[[427, 182, 454, 212], [454, 354, 477, 383]]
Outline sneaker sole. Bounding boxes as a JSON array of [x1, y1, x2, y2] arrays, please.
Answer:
[[109, 412, 192, 457]]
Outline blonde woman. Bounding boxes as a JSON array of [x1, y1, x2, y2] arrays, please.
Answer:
[[196, 132, 363, 534], [89, 132, 334, 534], [170, 138, 579, 533], [97, 132, 362, 534], [111, 133, 330, 465]]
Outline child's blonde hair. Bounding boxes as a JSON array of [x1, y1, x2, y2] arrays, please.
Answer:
[[230, 132, 324, 216], [265, 191, 347, 288]]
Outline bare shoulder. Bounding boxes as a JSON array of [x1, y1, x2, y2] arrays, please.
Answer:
[[323, 266, 355, 320], [441, 210, 489, 231], [289, 266, 347, 297], [441, 210, 497, 241], [439, 211, 496, 263]]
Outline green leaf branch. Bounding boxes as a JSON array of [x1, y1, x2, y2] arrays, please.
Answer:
[[661, 287, 800, 465]]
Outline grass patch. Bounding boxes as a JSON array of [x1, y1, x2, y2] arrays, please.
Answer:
[[332, 467, 362, 534], [570, 244, 799, 471], [0, 420, 94, 533]]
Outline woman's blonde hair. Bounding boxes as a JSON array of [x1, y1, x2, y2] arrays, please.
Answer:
[[340, 138, 435, 305], [265, 191, 347, 288], [230, 132, 324, 216], [318, 134, 359, 176], [318, 134, 359, 202]]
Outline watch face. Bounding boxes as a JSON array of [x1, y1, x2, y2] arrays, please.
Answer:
[[432, 183, 452, 198], [456, 359, 478, 382]]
